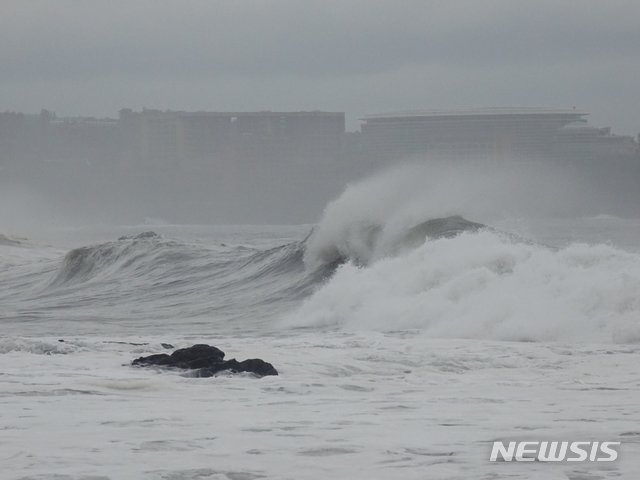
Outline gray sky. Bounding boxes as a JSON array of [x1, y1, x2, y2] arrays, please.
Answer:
[[2, 0, 639, 133]]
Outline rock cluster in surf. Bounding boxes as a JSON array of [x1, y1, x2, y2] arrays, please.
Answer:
[[132, 344, 278, 378]]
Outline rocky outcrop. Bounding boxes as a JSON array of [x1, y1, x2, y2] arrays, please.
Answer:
[[132, 344, 278, 378]]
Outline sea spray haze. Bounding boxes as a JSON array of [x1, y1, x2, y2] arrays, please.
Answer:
[[292, 163, 640, 342], [303, 160, 595, 266]]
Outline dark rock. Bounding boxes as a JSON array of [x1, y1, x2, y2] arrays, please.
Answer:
[[133, 353, 172, 366], [234, 359, 279, 377], [194, 359, 279, 378], [169, 344, 225, 366], [131, 344, 277, 378], [132, 344, 224, 369], [161, 343, 174, 350]]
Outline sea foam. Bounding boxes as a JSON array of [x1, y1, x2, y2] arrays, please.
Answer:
[[292, 230, 640, 343], [294, 163, 640, 343]]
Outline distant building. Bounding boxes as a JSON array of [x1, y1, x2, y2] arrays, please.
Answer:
[[2, 105, 639, 223], [0, 112, 27, 168], [2, 105, 637, 178], [119, 109, 346, 169], [0, 111, 42, 168], [360, 108, 589, 163], [553, 120, 639, 162], [44, 116, 120, 166]]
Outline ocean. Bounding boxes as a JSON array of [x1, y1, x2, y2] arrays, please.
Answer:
[[3, 171, 640, 479]]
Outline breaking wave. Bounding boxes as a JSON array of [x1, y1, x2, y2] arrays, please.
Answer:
[[289, 230, 640, 343], [4, 163, 640, 343], [2, 229, 330, 327], [286, 166, 640, 343]]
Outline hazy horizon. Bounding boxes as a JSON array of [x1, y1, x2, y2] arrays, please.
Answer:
[[2, 1, 639, 228], [2, 0, 639, 135]]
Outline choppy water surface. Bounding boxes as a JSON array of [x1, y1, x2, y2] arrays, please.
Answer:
[[2, 214, 640, 479]]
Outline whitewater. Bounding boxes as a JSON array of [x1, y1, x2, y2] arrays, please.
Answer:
[[2, 165, 640, 479]]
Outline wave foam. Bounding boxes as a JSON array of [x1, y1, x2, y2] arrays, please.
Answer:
[[0, 338, 83, 355], [295, 162, 640, 343], [288, 231, 640, 342], [291, 230, 640, 343]]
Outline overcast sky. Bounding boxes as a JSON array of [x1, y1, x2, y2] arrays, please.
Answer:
[[1, 0, 639, 133]]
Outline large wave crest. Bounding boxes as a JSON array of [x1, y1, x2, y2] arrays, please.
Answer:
[[292, 164, 640, 343]]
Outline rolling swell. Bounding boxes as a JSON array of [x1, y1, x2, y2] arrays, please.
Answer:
[[7, 211, 640, 344], [23, 229, 334, 327], [46, 216, 479, 301], [14, 214, 477, 328], [48, 231, 170, 287]]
